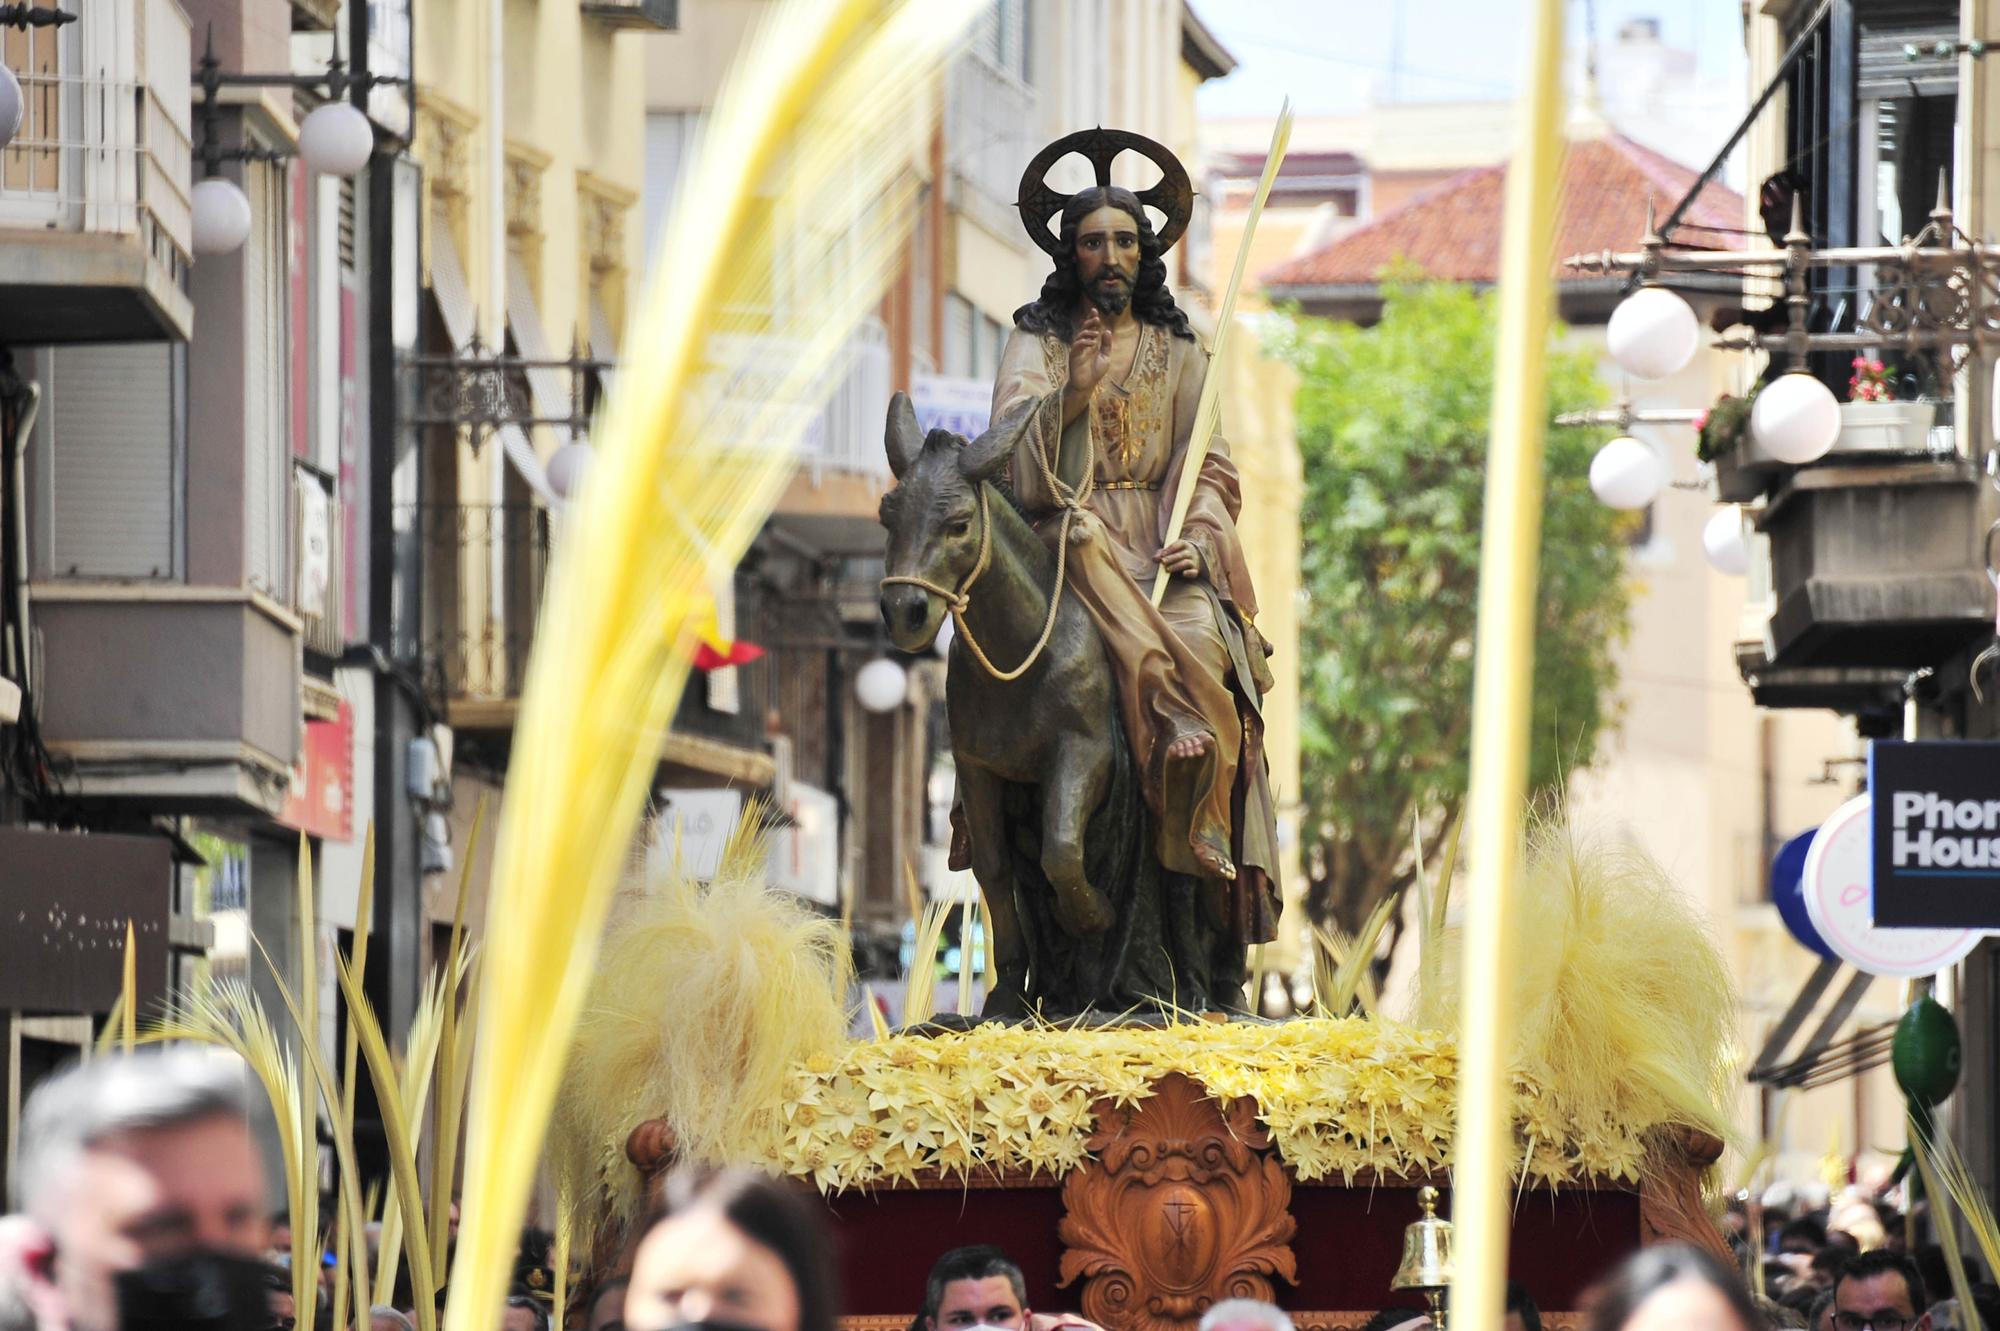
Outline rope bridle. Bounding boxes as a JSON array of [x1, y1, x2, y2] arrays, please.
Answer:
[[880, 384, 1095, 683]]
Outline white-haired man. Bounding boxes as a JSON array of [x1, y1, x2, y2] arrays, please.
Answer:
[[1199, 1301, 1294, 1331], [10, 1050, 271, 1331]]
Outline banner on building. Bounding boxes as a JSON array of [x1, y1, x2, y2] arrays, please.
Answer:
[[1870, 739, 2000, 929], [911, 374, 992, 440]]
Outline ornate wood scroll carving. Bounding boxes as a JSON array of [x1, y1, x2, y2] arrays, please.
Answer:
[[1058, 1073, 1297, 1331], [1638, 1125, 1729, 1260]]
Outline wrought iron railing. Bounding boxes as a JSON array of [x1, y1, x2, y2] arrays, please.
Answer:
[[401, 502, 551, 703]]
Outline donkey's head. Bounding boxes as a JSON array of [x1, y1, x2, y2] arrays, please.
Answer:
[[878, 392, 1031, 653]]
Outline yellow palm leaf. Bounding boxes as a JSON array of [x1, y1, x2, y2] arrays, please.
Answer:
[[448, 6, 977, 1331], [335, 952, 440, 1331], [429, 794, 484, 1277]]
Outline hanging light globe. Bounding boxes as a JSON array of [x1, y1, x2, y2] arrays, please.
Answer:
[[546, 441, 594, 500], [297, 101, 374, 177], [854, 658, 908, 713], [0, 62, 23, 153], [1703, 507, 1750, 576], [1751, 371, 1841, 465], [1588, 435, 1665, 510], [190, 178, 253, 255], [1606, 286, 1700, 381]]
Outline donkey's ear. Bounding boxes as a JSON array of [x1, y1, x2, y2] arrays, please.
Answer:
[[885, 392, 923, 480], [958, 398, 1035, 483]]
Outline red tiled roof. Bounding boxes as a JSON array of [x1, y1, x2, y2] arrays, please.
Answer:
[[1261, 132, 1745, 291]]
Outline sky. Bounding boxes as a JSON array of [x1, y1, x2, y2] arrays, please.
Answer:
[[1193, 0, 1748, 120]]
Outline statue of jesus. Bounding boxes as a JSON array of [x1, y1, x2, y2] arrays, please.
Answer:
[[971, 128, 1283, 985]]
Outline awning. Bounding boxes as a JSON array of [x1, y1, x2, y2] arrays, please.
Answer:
[[506, 252, 577, 441], [427, 230, 559, 504]]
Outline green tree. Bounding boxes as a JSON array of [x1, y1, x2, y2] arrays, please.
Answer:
[[1267, 277, 1633, 938]]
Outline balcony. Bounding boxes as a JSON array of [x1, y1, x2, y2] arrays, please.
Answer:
[[0, 0, 194, 343], [1734, 455, 1998, 727], [32, 584, 304, 813], [406, 500, 776, 785], [406, 502, 551, 726]]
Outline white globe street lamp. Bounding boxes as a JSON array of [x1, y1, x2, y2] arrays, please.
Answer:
[[190, 177, 253, 255], [855, 658, 908, 713], [1606, 286, 1699, 381], [1588, 435, 1665, 510], [1703, 507, 1750, 576], [546, 441, 593, 500], [297, 101, 374, 176], [0, 62, 22, 152], [1751, 371, 1841, 465]]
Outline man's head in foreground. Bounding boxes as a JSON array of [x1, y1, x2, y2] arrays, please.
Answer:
[[13, 1050, 268, 1331], [925, 1247, 1028, 1331]]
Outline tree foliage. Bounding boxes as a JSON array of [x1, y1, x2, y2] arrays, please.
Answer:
[[1266, 278, 1633, 936]]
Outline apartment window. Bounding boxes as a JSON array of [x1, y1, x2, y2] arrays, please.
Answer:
[[28, 343, 184, 580], [1783, 3, 1958, 397], [973, 0, 1028, 83], [1857, 12, 1957, 247], [642, 111, 703, 260], [0, 17, 70, 205]]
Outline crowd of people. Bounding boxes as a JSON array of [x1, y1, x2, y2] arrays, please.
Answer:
[[1, 1050, 1994, 1331]]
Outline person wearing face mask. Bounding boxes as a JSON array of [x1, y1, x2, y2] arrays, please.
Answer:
[[624, 1169, 836, 1331], [10, 1050, 275, 1331], [920, 1247, 1101, 1331]]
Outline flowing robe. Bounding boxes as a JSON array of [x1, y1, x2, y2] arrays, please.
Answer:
[[990, 320, 1281, 944]]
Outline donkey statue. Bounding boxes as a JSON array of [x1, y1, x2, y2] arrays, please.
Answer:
[[877, 392, 1234, 1020]]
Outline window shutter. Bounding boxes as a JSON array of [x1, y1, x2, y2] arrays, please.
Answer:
[[243, 159, 287, 596], [45, 344, 178, 578]]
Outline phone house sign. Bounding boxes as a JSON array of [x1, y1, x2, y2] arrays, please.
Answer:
[[1872, 740, 2000, 930]]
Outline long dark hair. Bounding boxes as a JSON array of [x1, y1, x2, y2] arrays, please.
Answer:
[[642, 1167, 839, 1331], [1013, 186, 1193, 342]]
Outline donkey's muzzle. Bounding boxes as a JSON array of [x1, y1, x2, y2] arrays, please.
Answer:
[[881, 585, 932, 638]]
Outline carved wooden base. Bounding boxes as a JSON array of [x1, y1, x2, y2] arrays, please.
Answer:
[[1059, 1074, 1297, 1331], [626, 1076, 1726, 1331]]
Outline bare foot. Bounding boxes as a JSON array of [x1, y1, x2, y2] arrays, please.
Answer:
[[1165, 732, 1212, 762]]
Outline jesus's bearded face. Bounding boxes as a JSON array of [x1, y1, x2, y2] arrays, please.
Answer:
[[1073, 203, 1140, 317]]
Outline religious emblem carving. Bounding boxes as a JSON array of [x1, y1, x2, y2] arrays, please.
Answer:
[[1057, 1074, 1296, 1331]]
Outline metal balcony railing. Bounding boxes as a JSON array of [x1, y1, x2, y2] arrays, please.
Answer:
[[403, 502, 552, 704], [0, 0, 193, 271]]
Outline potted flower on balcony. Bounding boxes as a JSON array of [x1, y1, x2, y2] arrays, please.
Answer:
[[1833, 357, 1934, 455], [1697, 388, 1781, 503]]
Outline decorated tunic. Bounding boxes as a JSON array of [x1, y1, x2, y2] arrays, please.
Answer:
[[991, 321, 1280, 942]]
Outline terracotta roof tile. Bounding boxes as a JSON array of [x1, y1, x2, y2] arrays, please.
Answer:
[[1261, 132, 1744, 291]]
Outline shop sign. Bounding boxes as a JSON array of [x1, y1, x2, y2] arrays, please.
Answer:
[[1803, 793, 1982, 977], [1871, 740, 2000, 929], [279, 701, 355, 842]]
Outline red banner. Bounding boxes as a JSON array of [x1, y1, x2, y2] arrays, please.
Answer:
[[279, 700, 355, 842]]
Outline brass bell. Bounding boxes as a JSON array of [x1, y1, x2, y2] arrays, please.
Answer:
[[1391, 1185, 1454, 1329]]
